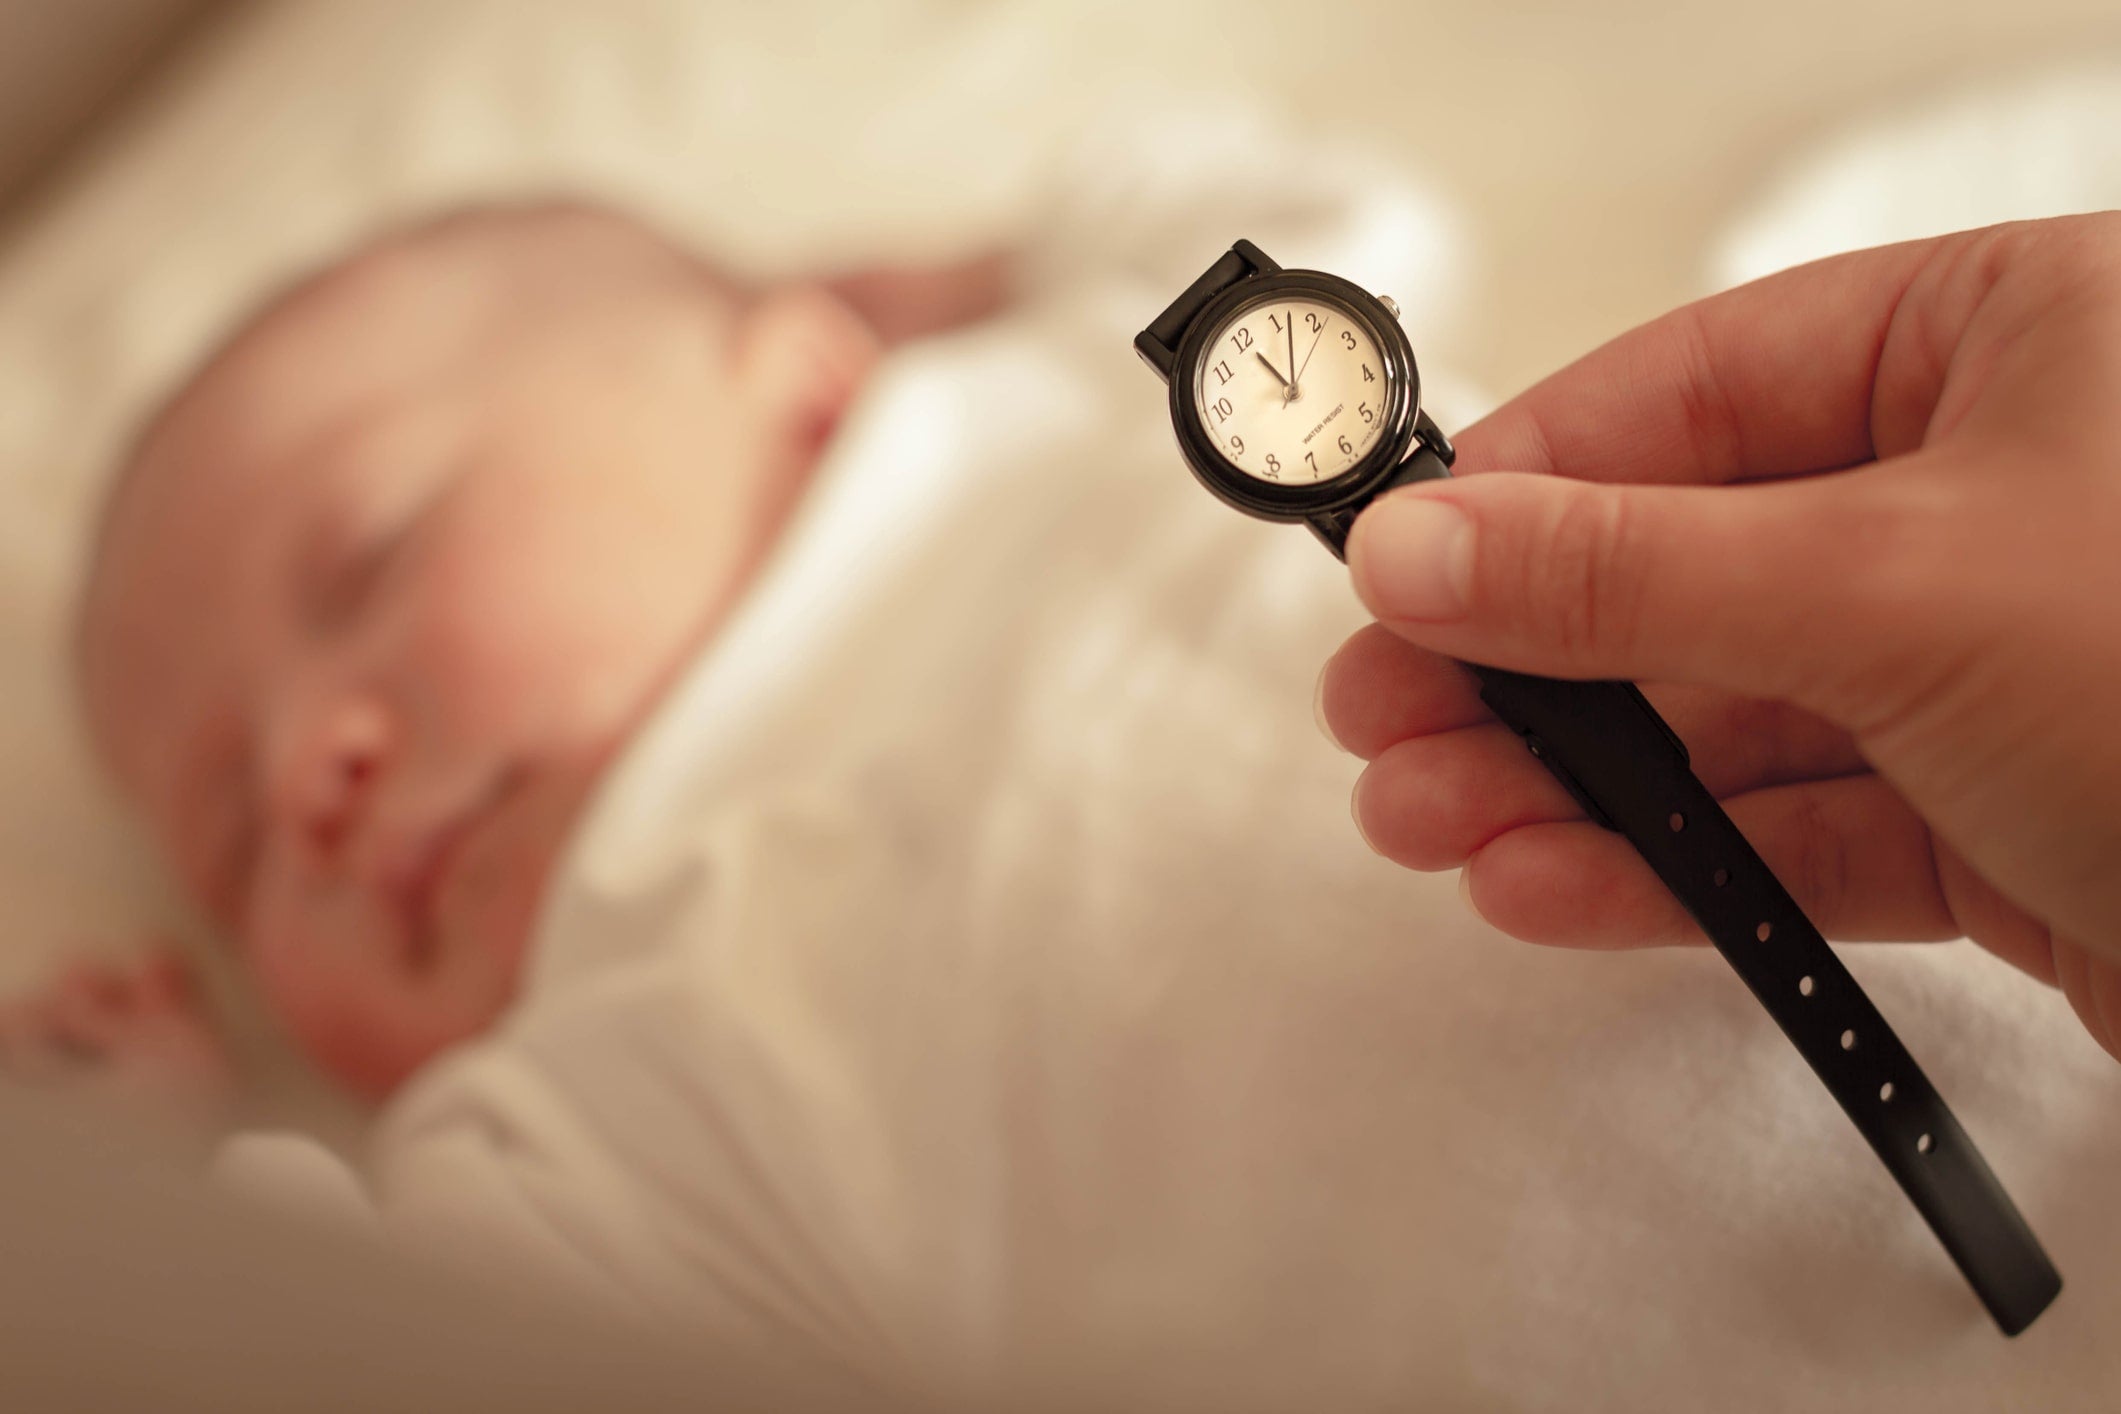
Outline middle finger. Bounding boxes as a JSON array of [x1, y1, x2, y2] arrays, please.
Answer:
[[1320, 622, 1869, 797]]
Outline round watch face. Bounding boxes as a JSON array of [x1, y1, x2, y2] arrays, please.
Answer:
[[1191, 291, 1394, 486]]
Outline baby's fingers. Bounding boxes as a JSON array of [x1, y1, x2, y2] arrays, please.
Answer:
[[0, 957, 165, 1079], [0, 1002, 98, 1078], [44, 964, 142, 1052], [135, 946, 200, 1008]]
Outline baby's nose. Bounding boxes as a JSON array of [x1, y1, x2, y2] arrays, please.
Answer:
[[273, 697, 395, 871], [303, 753, 375, 860]]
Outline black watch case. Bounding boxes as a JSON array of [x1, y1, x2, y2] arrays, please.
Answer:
[[1164, 269, 1423, 523]]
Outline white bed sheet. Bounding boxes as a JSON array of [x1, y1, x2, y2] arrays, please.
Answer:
[[3, 5, 2119, 1404], [1711, 55, 2121, 289]]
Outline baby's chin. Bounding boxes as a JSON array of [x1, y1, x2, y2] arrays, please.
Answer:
[[440, 758, 609, 997], [325, 758, 609, 1103]]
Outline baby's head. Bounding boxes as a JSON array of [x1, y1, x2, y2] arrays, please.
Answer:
[[77, 204, 882, 1101]]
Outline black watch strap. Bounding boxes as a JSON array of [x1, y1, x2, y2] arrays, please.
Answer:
[[1469, 665, 2061, 1334], [1133, 240, 1279, 380], [1318, 452, 2058, 1333]]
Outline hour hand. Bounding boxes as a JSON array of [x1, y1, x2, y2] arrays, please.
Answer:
[[1254, 350, 1291, 390]]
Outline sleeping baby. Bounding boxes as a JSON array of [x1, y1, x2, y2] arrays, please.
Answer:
[[43, 202, 1005, 1111], [1, 143, 2113, 1412]]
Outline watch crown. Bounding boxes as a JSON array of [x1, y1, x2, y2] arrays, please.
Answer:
[[1380, 295, 1402, 320]]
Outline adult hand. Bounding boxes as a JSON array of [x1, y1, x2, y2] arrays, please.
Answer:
[[1317, 214, 2121, 1058]]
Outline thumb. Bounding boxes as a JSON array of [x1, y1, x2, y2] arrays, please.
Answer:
[[1344, 468, 1920, 717]]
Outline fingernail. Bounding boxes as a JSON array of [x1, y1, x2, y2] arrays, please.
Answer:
[[1314, 662, 1348, 754], [1457, 865, 1479, 917], [1351, 775, 1379, 855], [1350, 495, 1473, 621]]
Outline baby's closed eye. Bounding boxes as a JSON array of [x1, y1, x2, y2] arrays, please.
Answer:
[[301, 497, 433, 634]]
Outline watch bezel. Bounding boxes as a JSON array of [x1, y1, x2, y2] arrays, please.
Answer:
[[1166, 270, 1421, 521]]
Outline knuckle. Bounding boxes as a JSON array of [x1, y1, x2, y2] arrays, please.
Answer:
[[2011, 212, 2121, 279], [1786, 789, 1851, 924], [1803, 475, 1988, 733], [1969, 215, 2121, 327], [1670, 303, 1748, 475], [1534, 487, 1641, 665]]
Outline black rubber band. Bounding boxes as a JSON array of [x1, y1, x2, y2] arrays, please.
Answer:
[[1133, 242, 1275, 380], [1471, 666, 2062, 1335]]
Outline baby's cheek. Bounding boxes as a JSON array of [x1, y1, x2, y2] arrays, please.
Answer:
[[416, 593, 646, 758], [244, 890, 391, 1094], [413, 521, 711, 749]]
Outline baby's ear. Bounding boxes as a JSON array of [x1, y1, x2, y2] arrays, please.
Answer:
[[821, 250, 1015, 345], [731, 285, 882, 460]]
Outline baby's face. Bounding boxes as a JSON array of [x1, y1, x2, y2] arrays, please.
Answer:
[[80, 211, 874, 1099]]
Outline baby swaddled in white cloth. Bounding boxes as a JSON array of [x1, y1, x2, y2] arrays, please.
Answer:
[[10, 126, 2121, 1411]]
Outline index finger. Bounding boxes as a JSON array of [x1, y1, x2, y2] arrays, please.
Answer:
[[1450, 228, 1964, 486]]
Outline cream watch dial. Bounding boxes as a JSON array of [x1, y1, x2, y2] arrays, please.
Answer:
[[1192, 295, 1389, 485]]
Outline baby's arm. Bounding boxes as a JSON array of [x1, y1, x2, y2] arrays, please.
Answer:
[[0, 957, 647, 1314], [0, 953, 390, 1238], [822, 252, 1015, 346], [0, 957, 634, 1315]]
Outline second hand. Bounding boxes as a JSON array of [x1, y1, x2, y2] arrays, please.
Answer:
[[1295, 315, 1329, 386]]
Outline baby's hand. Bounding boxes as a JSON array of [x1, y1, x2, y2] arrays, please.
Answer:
[[0, 948, 238, 1140]]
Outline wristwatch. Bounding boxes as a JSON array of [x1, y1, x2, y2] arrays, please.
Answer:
[[1134, 239, 2061, 1335]]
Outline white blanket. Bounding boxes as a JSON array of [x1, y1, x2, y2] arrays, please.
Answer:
[[218, 139, 2121, 1414], [2, 1, 2115, 1405]]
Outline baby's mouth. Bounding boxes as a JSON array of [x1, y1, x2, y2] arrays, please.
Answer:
[[392, 769, 524, 972]]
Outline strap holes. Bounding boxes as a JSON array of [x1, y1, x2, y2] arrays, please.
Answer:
[[1879, 1082, 1895, 1102], [1712, 868, 1730, 888], [1756, 921, 1773, 942], [1797, 975, 1815, 997], [1916, 1133, 1934, 1155], [1668, 812, 1686, 832], [1840, 1029, 1857, 1050]]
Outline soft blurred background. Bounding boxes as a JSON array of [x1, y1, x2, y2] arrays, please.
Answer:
[[1, 0, 2118, 1090], [10, 1, 2121, 393]]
